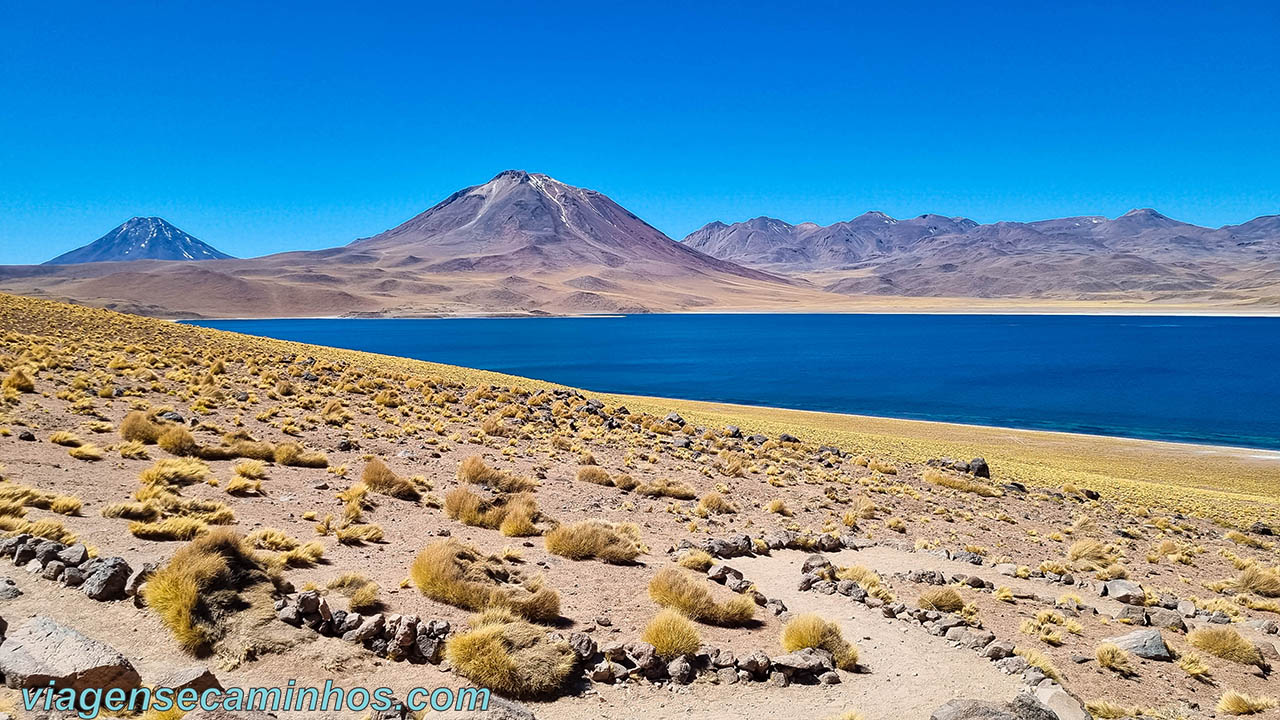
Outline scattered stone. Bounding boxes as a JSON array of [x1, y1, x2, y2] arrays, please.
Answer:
[[0, 616, 141, 692], [81, 557, 131, 601], [1102, 628, 1173, 661], [155, 666, 221, 694], [1100, 579, 1144, 605], [1145, 607, 1187, 632]]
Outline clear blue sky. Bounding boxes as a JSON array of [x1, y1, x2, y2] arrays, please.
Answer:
[[1, 1, 1277, 264]]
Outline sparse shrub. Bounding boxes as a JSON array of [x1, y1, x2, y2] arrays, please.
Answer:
[[49, 496, 82, 515], [130, 517, 208, 541], [648, 567, 755, 626], [545, 520, 641, 563], [923, 469, 1001, 497], [642, 608, 700, 659], [68, 444, 104, 461], [576, 466, 613, 486], [1178, 651, 1211, 679], [458, 456, 534, 493], [918, 587, 964, 613], [780, 613, 857, 670], [279, 541, 325, 567], [1096, 643, 1136, 676], [445, 610, 576, 698], [677, 549, 714, 571], [1067, 538, 1115, 569], [410, 541, 560, 622], [144, 530, 274, 653], [361, 458, 420, 500], [766, 498, 792, 516], [273, 442, 328, 468], [1188, 626, 1268, 670], [636, 478, 696, 500], [1218, 690, 1279, 715]]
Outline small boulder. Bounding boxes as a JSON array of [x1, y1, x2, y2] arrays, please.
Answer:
[[0, 617, 141, 692], [1102, 628, 1173, 661], [1100, 579, 1144, 605]]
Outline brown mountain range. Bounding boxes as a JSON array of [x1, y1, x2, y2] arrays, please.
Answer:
[[683, 209, 1280, 304], [1, 172, 1277, 317]]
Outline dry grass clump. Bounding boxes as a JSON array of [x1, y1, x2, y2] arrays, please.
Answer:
[[545, 520, 641, 563], [445, 608, 577, 699], [677, 549, 715, 571], [361, 458, 420, 500], [1014, 647, 1061, 681], [1217, 690, 1279, 715], [1229, 565, 1280, 598], [335, 523, 384, 545], [1096, 643, 1137, 676], [140, 458, 212, 488], [233, 460, 268, 480], [49, 431, 82, 447], [648, 567, 756, 626], [118, 440, 149, 459], [575, 466, 613, 486], [67, 444, 105, 461], [224, 477, 262, 496], [780, 613, 858, 670], [143, 530, 275, 653], [1067, 538, 1117, 569], [1188, 626, 1268, 670], [120, 410, 168, 444], [1226, 530, 1269, 549], [327, 573, 381, 612], [278, 541, 325, 568], [923, 469, 1001, 497], [917, 587, 965, 613], [1178, 651, 1212, 679], [767, 498, 792, 516], [0, 517, 77, 544], [642, 608, 701, 659], [244, 528, 298, 551], [410, 541, 560, 622], [444, 488, 544, 536], [697, 492, 736, 515], [273, 442, 328, 468], [458, 456, 534, 493], [48, 496, 82, 515], [2, 368, 35, 393], [130, 517, 208, 541], [636, 478, 696, 500]]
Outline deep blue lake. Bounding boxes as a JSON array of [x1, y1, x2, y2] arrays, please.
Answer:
[[185, 314, 1280, 450]]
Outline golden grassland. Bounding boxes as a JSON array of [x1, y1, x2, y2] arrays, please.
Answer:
[[2, 291, 1277, 526]]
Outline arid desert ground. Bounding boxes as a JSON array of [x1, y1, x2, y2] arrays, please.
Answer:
[[0, 293, 1278, 719]]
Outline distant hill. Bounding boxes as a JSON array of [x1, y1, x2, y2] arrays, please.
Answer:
[[2, 172, 804, 318], [44, 217, 233, 265], [683, 210, 1280, 301]]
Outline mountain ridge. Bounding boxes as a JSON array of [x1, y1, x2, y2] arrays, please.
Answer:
[[44, 217, 233, 265]]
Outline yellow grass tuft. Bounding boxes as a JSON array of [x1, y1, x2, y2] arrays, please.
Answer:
[[575, 466, 613, 486], [458, 456, 534, 493], [361, 458, 420, 500], [545, 520, 641, 564], [780, 613, 858, 670], [642, 608, 701, 659], [410, 540, 560, 623], [1188, 626, 1267, 670], [648, 567, 756, 626], [130, 517, 207, 541], [143, 529, 273, 653], [923, 468, 1001, 496], [1095, 643, 1137, 676], [445, 611, 576, 699], [1218, 690, 1279, 715], [917, 587, 965, 613]]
